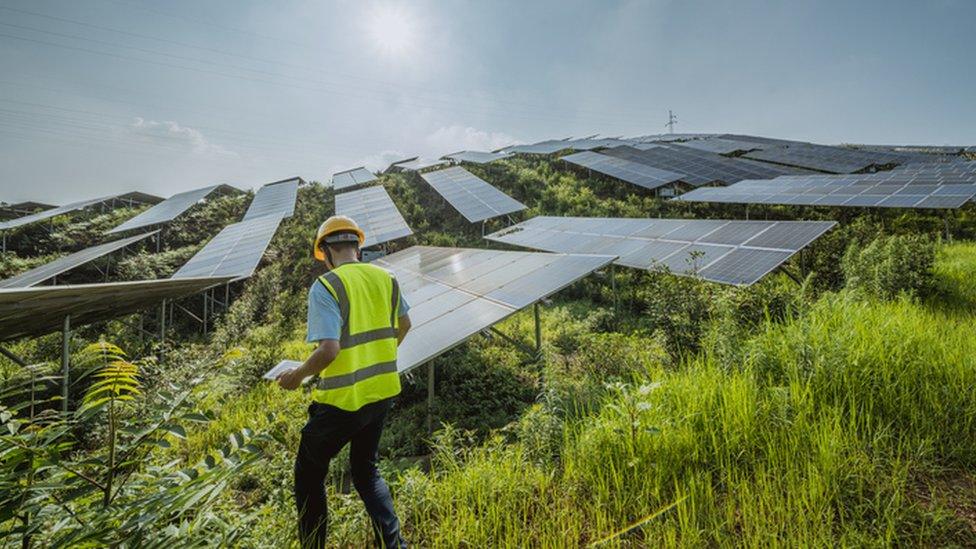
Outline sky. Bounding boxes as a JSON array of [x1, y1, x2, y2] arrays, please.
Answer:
[[0, 0, 974, 203]]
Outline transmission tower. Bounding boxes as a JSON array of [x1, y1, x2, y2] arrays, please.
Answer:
[[665, 110, 678, 134]]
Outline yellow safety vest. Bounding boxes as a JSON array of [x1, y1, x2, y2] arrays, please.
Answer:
[[311, 262, 402, 411]]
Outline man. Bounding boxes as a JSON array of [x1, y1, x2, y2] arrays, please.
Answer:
[[277, 215, 410, 549]]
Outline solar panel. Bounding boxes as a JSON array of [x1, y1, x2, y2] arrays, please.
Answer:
[[602, 145, 793, 185], [372, 246, 614, 373], [486, 216, 836, 286], [503, 139, 575, 155], [674, 162, 976, 209], [442, 151, 512, 164], [561, 151, 686, 191], [742, 142, 917, 173], [0, 231, 159, 288], [0, 276, 232, 342], [1, 195, 118, 230], [388, 157, 449, 172], [335, 186, 413, 247], [242, 178, 300, 221], [678, 137, 764, 155], [172, 215, 284, 280], [420, 167, 526, 222], [331, 167, 377, 191], [107, 185, 239, 234]]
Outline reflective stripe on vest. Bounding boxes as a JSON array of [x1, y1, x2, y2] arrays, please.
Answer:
[[311, 263, 401, 411]]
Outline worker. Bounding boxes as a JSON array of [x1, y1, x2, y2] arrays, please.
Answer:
[[277, 215, 411, 549]]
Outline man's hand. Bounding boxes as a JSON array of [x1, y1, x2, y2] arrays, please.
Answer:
[[277, 368, 304, 390]]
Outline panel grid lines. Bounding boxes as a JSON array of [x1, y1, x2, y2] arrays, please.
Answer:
[[334, 186, 413, 247], [421, 167, 526, 222], [486, 216, 836, 286], [561, 151, 686, 191]]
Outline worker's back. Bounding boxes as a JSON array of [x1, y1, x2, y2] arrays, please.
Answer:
[[312, 262, 402, 411]]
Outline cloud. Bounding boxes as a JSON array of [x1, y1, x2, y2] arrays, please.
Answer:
[[423, 125, 520, 154], [126, 118, 238, 158]]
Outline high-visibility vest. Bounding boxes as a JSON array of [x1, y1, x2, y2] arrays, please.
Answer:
[[311, 262, 402, 411]]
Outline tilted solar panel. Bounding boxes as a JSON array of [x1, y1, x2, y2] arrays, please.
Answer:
[[332, 167, 377, 191], [678, 137, 764, 155], [0, 196, 114, 230], [172, 215, 284, 280], [742, 142, 917, 173], [373, 246, 614, 373], [561, 151, 686, 191], [602, 145, 792, 185], [0, 231, 159, 288], [0, 276, 232, 342], [674, 162, 976, 209], [107, 185, 237, 234], [420, 167, 526, 222], [242, 178, 300, 221], [335, 186, 413, 247], [443, 151, 512, 164], [486, 216, 836, 286]]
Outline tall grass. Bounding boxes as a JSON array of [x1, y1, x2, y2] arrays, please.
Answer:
[[389, 292, 976, 547]]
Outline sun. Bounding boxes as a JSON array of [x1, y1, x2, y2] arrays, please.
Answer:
[[365, 4, 418, 56]]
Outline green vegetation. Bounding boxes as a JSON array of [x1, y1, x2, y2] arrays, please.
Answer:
[[3, 157, 976, 546]]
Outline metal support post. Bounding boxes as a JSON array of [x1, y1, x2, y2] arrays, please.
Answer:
[[61, 315, 70, 413], [426, 362, 435, 435], [224, 283, 230, 311], [945, 212, 952, 243], [533, 302, 542, 356], [158, 299, 167, 363], [610, 264, 619, 316], [202, 290, 209, 335]]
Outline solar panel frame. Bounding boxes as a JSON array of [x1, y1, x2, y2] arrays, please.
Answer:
[[331, 167, 377, 191], [601, 145, 792, 185], [0, 196, 115, 230], [373, 246, 614, 373], [561, 151, 687, 191], [106, 185, 238, 234], [0, 276, 233, 342], [442, 151, 512, 164], [172, 215, 284, 280], [335, 186, 413, 247], [420, 167, 526, 222], [486, 216, 836, 286], [0, 230, 159, 288], [242, 178, 300, 221], [674, 162, 976, 209]]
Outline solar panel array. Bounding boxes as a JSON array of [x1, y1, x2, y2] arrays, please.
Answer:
[[504, 139, 575, 155], [107, 185, 237, 234], [486, 216, 836, 286], [0, 276, 233, 341], [335, 186, 413, 247], [742, 142, 916, 173], [0, 196, 115, 230], [443, 151, 512, 164], [678, 137, 764, 155], [602, 145, 793, 185], [172, 214, 285, 280], [331, 167, 377, 191], [389, 157, 449, 172], [373, 246, 614, 373], [420, 167, 526, 222], [674, 162, 976, 209], [242, 178, 300, 221], [562, 151, 686, 191], [0, 231, 159, 288]]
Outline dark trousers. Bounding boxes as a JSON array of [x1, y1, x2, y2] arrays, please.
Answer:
[[294, 398, 406, 548]]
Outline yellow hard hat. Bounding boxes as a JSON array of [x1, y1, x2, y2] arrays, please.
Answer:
[[314, 215, 365, 260]]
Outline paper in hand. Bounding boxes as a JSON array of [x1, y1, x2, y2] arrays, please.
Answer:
[[263, 360, 302, 381]]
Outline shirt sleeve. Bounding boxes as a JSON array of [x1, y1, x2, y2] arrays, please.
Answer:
[[306, 282, 342, 342], [397, 287, 410, 317]]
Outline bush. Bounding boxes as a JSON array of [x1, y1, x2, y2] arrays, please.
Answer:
[[842, 234, 936, 299]]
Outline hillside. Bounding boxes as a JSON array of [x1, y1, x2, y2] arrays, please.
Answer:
[[3, 157, 976, 547]]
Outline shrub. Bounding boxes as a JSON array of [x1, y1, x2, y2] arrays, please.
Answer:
[[842, 234, 936, 299]]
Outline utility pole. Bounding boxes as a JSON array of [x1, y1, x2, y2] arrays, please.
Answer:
[[665, 110, 678, 134]]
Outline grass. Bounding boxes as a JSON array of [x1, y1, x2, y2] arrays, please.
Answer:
[[161, 242, 976, 547]]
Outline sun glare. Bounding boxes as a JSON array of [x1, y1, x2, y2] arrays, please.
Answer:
[[366, 4, 417, 56]]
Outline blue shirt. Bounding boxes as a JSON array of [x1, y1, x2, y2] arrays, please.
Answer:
[[306, 278, 410, 343]]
